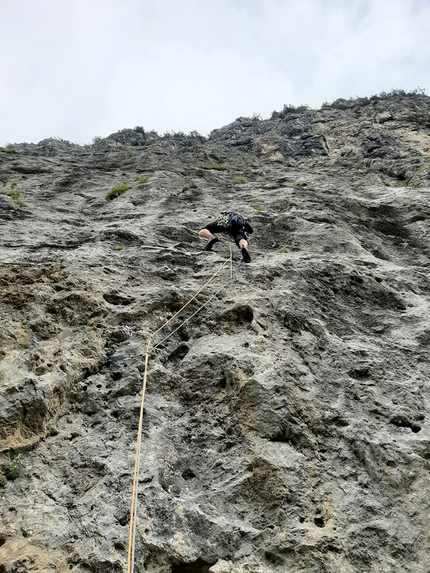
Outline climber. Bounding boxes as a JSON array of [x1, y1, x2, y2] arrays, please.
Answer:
[[199, 211, 254, 263]]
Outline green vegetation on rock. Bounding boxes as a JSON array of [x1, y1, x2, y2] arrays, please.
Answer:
[[105, 183, 129, 200], [3, 461, 20, 481], [198, 164, 229, 171], [0, 146, 19, 154], [252, 198, 264, 212], [0, 188, 25, 207]]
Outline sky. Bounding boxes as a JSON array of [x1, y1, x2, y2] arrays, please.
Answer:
[[1, 0, 429, 145]]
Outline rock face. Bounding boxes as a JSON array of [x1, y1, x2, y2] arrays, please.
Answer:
[[0, 91, 430, 573]]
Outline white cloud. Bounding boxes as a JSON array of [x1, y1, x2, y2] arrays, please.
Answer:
[[0, 0, 429, 144]]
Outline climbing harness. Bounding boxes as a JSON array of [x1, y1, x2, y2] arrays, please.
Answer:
[[127, 252, 233, 573]]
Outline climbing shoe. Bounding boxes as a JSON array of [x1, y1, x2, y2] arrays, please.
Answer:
[[241, 247, 251, 263], [204, 237, 219, 251]]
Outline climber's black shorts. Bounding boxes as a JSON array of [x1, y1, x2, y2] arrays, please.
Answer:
[[202, 221, 247, 248]]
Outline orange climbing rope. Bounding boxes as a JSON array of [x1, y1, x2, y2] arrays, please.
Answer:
[[127, 257, 231, 573]]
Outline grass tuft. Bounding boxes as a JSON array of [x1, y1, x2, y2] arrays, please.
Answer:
[[0, 147, 19, 154], [0, 189, 25, 207], [232, 177, 247, 183], [3, 461, 20, 481], [252, 198, 264, 212], [106, 183, 129, 200], [198, 164, 229, 171]]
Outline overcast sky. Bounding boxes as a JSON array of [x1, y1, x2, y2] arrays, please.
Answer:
[[1, 0, 429, 145]]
